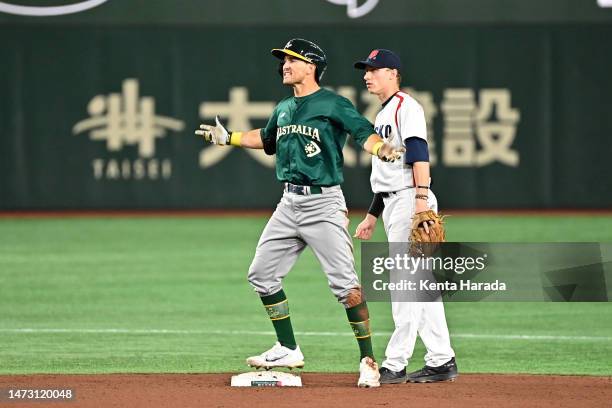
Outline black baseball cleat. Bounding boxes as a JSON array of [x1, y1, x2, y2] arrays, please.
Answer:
[[406, 357, 458, 383], [379, 367, 407, 384]]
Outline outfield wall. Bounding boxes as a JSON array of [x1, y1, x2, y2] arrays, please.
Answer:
[[1, 1, 611, 209]]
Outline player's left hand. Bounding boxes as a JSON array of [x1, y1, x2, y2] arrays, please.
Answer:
[[378, 143, 405, 162], [411, 210, 446, 243], [195, 115, 230, 145]]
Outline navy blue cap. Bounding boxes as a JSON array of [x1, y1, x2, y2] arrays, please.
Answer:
[[354, 49, 402, 71]]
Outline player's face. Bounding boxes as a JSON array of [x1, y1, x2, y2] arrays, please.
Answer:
[[282, 56, 314, 85], [363, 67, 396, 95]]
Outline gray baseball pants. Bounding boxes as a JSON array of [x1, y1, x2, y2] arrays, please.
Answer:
[[247, 185, 359, 302]]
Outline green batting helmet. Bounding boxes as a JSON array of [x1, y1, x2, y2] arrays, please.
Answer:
[[271, 38, 327, 82]]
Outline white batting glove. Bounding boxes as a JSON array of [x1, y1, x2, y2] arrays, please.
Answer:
[[195, 116, 230, 145], [378, 143, 406, 162]]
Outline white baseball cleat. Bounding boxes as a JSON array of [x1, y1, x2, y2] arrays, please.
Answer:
[[246, 342, 305, 370], [358, 356, 381, 388]]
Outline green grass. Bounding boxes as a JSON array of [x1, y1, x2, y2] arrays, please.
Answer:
[[0, 215, 611, 375]]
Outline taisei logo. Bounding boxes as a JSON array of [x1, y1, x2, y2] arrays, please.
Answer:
[[73, 79, 184, 181], [0, 0, 109, 16]]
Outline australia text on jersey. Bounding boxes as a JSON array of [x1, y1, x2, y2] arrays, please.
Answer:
[[277, 124, 323, 158], [276, 124, 321, 141]]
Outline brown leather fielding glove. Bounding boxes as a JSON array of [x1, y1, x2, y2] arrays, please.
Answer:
[[411, 210, 446, 243], [409, 210, 446, 257]]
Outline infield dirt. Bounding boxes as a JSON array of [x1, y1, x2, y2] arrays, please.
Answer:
[[1, 373, 610, 408]]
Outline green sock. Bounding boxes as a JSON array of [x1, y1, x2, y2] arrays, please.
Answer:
[[346, 302, 374, 360], [260, 290, 297, 350]]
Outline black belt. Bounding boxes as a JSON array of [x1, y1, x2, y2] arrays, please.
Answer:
[[284, 182, 323, 195], [380, 191, 399, 198]]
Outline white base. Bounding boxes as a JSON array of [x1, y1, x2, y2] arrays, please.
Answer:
[[230, 371, 303, 387]]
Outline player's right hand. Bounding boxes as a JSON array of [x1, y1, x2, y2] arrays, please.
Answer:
[[354, 214, 377, 240], [195, 115, 230, 145]]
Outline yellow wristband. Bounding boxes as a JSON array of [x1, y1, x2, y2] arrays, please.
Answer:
[[372, 141, 383, 157], [229, 132, 243, 147]]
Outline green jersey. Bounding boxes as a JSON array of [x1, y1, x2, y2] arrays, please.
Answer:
[[260, 88, 375, 186]]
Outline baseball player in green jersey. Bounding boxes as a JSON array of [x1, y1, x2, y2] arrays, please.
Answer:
[[195, 38, 404, 387]]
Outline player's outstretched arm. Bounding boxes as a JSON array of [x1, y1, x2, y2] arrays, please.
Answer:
[[232, 129, 264, 149], [363, 134, 405, 162], [195, 115, 263, 149]]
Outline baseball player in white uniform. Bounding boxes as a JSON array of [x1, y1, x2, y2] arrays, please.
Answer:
[[353, 49, 458, 384]]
